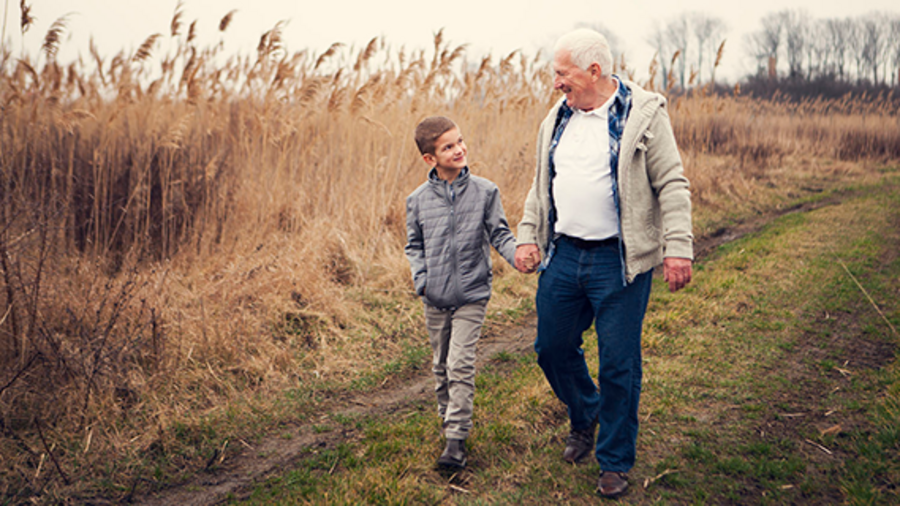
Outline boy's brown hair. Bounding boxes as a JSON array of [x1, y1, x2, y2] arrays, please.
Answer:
[[414, 116, 457, 155]]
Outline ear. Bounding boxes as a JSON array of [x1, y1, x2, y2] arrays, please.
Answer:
[[589, 62, 602, 80], [422, 153, 436, 166]]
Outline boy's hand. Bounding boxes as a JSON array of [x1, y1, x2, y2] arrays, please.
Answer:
[[515, 244, 541, 274]]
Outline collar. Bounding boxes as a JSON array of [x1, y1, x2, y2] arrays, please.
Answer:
[[428, 165, 470, 185], [561, 75, 628, 115]]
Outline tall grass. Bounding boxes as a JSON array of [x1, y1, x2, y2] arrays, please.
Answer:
[[1, 12, 898, 501]]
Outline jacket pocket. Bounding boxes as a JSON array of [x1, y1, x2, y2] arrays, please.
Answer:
[[644, 214, 660, 242]]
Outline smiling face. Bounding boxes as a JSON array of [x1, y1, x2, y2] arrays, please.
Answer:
[[423, 127, 467, 179], [553, 49, 602, 111]]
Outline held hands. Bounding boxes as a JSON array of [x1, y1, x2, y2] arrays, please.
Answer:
[[663, 257, 693, 293], [515, 244, 541, 274], [516, 245, 692, 290]]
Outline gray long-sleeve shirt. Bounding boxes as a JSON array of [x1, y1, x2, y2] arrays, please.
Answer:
[[405, 167, 517, 309]]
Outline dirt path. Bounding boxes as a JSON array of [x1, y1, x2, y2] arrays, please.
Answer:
[[134, 192, 855, 506], [136, 320, 538, 506]]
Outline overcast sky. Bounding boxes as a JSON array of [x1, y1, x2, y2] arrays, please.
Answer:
[[2, 0, 898, 83]]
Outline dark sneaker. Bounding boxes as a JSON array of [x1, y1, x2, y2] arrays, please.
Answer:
[[598, 471, 628, 498], [437, 439, 467, 469], [562, 420, 597, 463]]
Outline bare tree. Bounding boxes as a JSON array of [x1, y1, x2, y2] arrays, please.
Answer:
[[847, 17, 866, 83], [891, 17, 900, 86], [691, 12, 727, 83], [755, 12, 785, 78], [824, 18, 853, 81], [647, 21, 674, 89], [861, 13, 890, 84], [804, 19, 828, 80], [782, 9, 811, 79], [740, 9, 900, 86], [664, 14, 691, 89], [743, 32, 769, 77]]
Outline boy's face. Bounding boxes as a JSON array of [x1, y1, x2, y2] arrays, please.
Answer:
[[423, 127, 467, 174]]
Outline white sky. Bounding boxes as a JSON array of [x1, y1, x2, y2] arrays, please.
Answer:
[[2, 0, 898, 83]]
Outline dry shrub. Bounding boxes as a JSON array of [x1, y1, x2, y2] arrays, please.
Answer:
[[0, 244, 165, 499], [670, 89, 897, 215], [837, 127, 900, 161]]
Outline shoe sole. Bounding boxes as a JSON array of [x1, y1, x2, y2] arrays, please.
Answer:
[[598, 486, 627, 499], [563, 447, 592, 463], [564, 453, 590, 463], [598, 473, 628, 498], [437, 459, 466, 469]]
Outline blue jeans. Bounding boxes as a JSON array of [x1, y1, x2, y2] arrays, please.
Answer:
[[534, 236, 652, 472]]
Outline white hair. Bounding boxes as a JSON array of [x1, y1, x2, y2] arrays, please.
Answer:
[[554, 28, 613, 77]]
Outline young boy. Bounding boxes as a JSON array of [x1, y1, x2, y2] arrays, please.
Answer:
[[405, 116, 517, 469]]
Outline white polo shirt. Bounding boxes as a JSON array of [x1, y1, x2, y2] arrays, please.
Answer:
[[552, 92, 619, 241]]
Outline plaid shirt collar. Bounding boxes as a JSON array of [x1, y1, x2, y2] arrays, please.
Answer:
[[558, 75, 631, 131]]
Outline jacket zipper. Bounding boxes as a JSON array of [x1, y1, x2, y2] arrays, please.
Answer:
[[447, 181, 463, 308], [618, 103, 652, 285]]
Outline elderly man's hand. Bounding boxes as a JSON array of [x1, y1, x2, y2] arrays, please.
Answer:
[[663, 257, 693, 292], [515, 244, 541, 274]]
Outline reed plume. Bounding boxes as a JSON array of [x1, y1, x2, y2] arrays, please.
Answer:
[[41, 14, 70, 61], [170, 0, 184, 37], [315, 42, 343, 70], [133, 33, 161, 62], [219, 9, 237, 32], [19, 0, 34, 33], [187, 19, 198, 44]]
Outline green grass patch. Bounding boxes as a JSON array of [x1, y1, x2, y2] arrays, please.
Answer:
[[226, 177, 900, 504]]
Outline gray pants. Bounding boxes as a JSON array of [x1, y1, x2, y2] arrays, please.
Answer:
[[424, 300, 488, 441]]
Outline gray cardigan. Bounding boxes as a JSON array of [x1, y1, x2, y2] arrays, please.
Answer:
[[405, 167, 517, 309], [517, 80, 694, 283]]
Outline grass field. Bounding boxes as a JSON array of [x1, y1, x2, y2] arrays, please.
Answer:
[[232, 176, 900, 505]]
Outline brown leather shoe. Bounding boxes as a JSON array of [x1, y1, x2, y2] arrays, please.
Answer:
[[598, 471, 628, 498], [562, 420, 597, 463]]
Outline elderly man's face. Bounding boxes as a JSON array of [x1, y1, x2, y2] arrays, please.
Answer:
[[553, 50, 600, 111]]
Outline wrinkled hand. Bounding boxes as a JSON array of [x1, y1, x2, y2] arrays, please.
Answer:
[[663, 257, 693, 293], [515, 244, 541, 274]]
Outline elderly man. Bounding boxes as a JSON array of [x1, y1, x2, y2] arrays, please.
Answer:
[[515, 28, 693, 498]]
